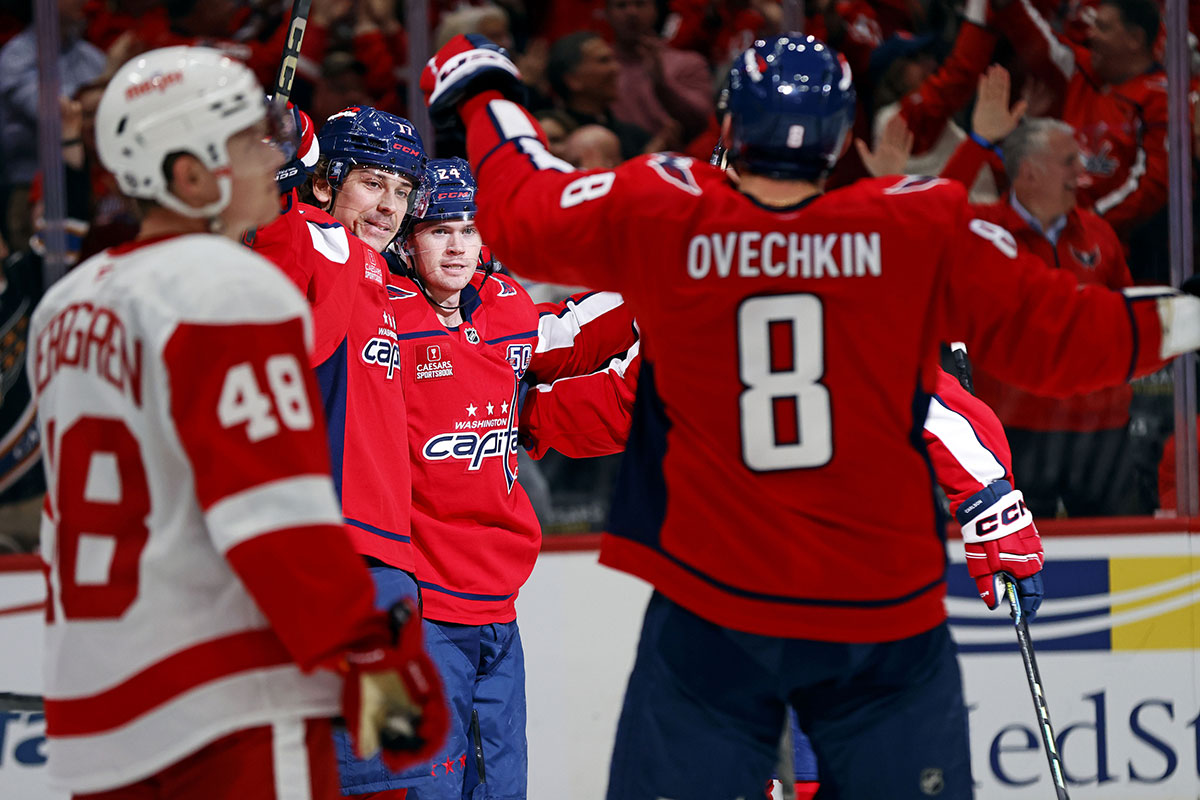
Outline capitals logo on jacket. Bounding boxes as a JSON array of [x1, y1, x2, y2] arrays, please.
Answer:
[[1069, 244, 1101, 270]]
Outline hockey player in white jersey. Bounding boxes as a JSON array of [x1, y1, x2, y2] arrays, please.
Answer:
[[28, 46, 447, 800]]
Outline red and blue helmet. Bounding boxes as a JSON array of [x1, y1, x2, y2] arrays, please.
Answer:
[[317, 106, 427, 191], [725, 35, 856, 181], [415, 157, 477, 224]]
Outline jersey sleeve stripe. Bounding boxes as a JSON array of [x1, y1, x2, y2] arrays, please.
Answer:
[[205, 476, 342, 555], [43, 628, 294, 737], [1016, 0, 1076, 79], [535, 292, 626, 353], [1093, 147, 1146, 216], [923, 394, 1007, 486], [488, 97, 540, 140], [531, 340, 641, 392]]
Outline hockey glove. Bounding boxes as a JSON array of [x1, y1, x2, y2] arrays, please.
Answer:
[[341, 599, 448, 771], [420, 34, 523, 134], [958, 480, 1044, 619], [1148, 283, 1200, 359]]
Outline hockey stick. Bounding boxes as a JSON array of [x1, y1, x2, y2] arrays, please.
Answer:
[[775, 715, 796, 800], [272, 0, 312, 107], [948, 343, 1070, 800]]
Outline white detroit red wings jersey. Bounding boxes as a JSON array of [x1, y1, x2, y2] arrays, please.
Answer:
[[459, 92, 1172, 642], [29, 234, 397, 793]]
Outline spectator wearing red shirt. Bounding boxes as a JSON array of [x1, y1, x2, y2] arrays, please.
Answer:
[[945, 110, 1137, 517], [871, 0, 1000, 201], [993, 0, 1167, 244]]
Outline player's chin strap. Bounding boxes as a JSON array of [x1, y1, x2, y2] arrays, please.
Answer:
[[155, 178, 233, 232]]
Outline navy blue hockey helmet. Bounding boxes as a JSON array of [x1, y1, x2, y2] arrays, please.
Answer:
[[405, 157, 500, 283], [318, 106, 427, 192], [725, 35, 856, 181], [416, 157, 477, 224]]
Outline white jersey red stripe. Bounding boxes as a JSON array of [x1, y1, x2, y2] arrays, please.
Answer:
[[30, 234, 392, 793]]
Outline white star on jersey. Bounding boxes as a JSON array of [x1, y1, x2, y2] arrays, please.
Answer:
[[486, 402, 495, 414], [501, 401, 509, 413], [466, 403, 478, 417]]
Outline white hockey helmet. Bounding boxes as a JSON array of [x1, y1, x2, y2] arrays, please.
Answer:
[[96, 46, 267, 219]]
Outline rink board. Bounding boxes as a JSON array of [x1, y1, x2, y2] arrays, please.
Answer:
[[1, 531, 1198, 799]]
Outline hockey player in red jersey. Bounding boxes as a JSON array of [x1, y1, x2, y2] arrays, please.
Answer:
[[247, 105, 433, 800], [372, 158, 635, 799], [248, 106, 424, 579], [30, 46, 446, 800], [420, 32, 1200, 799]]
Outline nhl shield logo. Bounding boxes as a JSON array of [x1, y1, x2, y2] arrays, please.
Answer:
[[464, 327, 481, 345], [919, 767, 944, 796]]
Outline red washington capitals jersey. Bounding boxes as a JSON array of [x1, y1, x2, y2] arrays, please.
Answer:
[[458, 92, 1171, 642], [250, 203, 412, 570], [388, 273, 633, 624]]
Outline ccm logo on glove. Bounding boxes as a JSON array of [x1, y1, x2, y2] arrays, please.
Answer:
[[972, 498, 1029, 538]]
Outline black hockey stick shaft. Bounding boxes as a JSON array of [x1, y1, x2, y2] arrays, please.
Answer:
[[273, 0, 312, 105], [949, 341, 973, 394], [1003, 578, 1070, 799], [948, 342, 1070, 799]]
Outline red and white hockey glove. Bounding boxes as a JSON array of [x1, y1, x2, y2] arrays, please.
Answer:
[[958, 480, 1044, 619], [420, 34, 523, 133], [340, 599, 449, 771]]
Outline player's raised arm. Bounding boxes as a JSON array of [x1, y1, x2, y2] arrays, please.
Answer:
[[420, 36, 655, 292], [936, 187, 1200, 395]]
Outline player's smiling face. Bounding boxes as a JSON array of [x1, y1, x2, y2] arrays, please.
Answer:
[[1039, 129, 1084, 218], [411, 219, 482, 306], [327, 167, 414, 252]]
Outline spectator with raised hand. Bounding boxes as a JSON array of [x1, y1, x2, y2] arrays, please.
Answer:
[[870, 0, 1001, 201], [992, 0, 1167, 245], [855, 112, 914, 177], [938, 63, 1028, 192], [937, 69, 1137, 517]]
